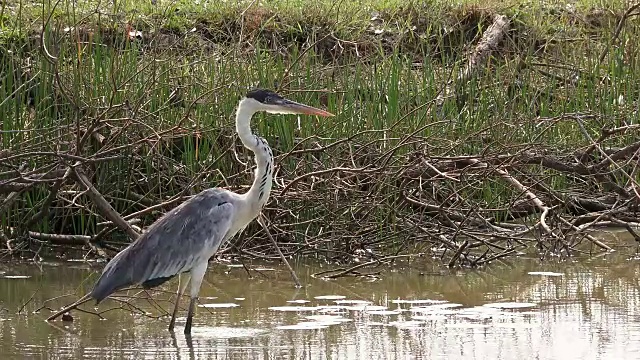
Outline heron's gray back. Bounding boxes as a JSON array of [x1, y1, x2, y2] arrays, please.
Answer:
[[90, 188, 236, 302]]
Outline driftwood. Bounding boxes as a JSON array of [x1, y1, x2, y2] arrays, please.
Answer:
[[436, 14, 511, 106]]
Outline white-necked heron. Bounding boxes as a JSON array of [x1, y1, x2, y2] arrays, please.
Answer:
[[47, 89, 334, 334]]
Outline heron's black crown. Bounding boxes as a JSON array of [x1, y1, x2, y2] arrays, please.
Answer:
[[246, 88, 282, 104]]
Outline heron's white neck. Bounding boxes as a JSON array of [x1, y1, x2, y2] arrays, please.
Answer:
[[236, 98, 274, 210]]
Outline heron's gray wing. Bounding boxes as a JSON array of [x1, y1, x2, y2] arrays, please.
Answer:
[[90, 188, 235, 302]]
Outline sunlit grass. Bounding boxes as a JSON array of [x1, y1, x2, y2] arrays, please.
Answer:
[[1, 0, 638, 246]]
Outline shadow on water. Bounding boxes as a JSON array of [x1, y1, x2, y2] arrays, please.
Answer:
[[1, 241, 640, 359]]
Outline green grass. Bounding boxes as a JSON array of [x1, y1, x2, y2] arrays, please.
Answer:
[[1, 0, 639, 261]]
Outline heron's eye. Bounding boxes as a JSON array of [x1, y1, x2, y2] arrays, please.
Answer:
[[264, 96, 274, 104]]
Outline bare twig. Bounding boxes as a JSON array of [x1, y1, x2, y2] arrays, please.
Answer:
[[313, 255, 416, 279], [73, 167, 140, 240], [46, 293, 92, 322], [599, 2, 640, 63], [257, 214, 302, 288]]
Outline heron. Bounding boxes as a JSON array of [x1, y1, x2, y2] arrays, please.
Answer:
[[46, 88, 334, 334]]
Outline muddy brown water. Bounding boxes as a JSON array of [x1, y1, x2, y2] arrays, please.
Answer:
[[1, 248, 640, 359]]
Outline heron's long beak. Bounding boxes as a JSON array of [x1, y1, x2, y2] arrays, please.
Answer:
[[277, 99, 334, 117]]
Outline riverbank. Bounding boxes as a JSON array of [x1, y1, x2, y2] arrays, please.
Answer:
[[1, 0, 639, 266]]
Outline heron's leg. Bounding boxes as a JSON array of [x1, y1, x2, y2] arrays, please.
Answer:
[[184, 261, 208, 335], [169, 273, 191, 331]]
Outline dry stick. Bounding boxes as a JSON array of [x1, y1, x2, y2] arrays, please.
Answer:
[[422, 159, 460, 182], [276, 32, 333, 92], [581, 124, 640, 162], [93, 195, 191, 243], [257, 214, 302, 288], [599, 2, 640, 63], [46, 293, 92, 322], [480, 158, 613, 251], [0, 151, 123, 164], [476, 248, 517, 265], [475, 159, 554, 236], [604, 217, 640, 242], [557, 217, 611, 251], [237, 0, 258, 49], [0, 191, 22, 218], [574, 118, 638, 196], [317, 255, 415, 279], [27, 231, 107, 258], [437, 14, 510, 105], [590, 139, 640, 174], [279, 166, 374, 196], [457, 14, 511, 84], [24, 165, 75, 230], [18, 285, 41, 314], [0, 183, 32, 194], [448, 240, 470, 268], [73, 168, 139, 240], [45, 284, 147, 322], [28, 231, 91, 245]]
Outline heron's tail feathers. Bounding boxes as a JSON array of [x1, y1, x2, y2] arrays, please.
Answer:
[[89, 275, 132, 303], [88, 250, 134, 303]]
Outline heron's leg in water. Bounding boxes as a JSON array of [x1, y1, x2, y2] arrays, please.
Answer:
[[169, 273, 191, 331], [184, 261, 208, 335]]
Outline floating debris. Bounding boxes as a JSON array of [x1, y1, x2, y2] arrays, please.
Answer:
[[317, 305, 348, 314], [366, 310, 402, 316], [304, 315, 352, 323], [391, 299, 448, 305], [456, 306, 501, 320], [3, 275, 31, 279], [410, 303, 463, 314], [412, 314, 448, 321], [61, 312, 74, 322], [445, 323, 491, 329], [234, 297, 245, 301], [334, 299, 372, 305], [286, 299, 310, 304], [482, 302, 537, 309], [269, 306, 321, 312], [389, 320, 424, 328], [277, 322, 330, 330], [197, 303, 239, 309], [314, 295, 346, 300], [190, 326, 268, 338], [366, 321, 389, 326], [346, 305, 388, 312], [528, 271, 563, 277]]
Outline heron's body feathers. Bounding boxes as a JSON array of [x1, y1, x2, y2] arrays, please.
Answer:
[[76, 89, 333, 335], [89, 188, 236, 302]]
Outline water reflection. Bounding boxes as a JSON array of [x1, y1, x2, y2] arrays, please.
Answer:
[[1, 252, 640, 359]]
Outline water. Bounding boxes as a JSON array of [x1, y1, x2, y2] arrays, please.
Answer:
[[1, 252, 640, 359]]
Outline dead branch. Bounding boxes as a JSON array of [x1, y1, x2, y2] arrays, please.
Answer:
[[73, 167, 140, 240], [312, 255, 417, 279], [46, 293, 92, 322], [437, 14, 510, 105], [458, 14, 511, 83], [257, 214, 302, 287], [469, 158, 554, 236], [599, 2, 640, 63]]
